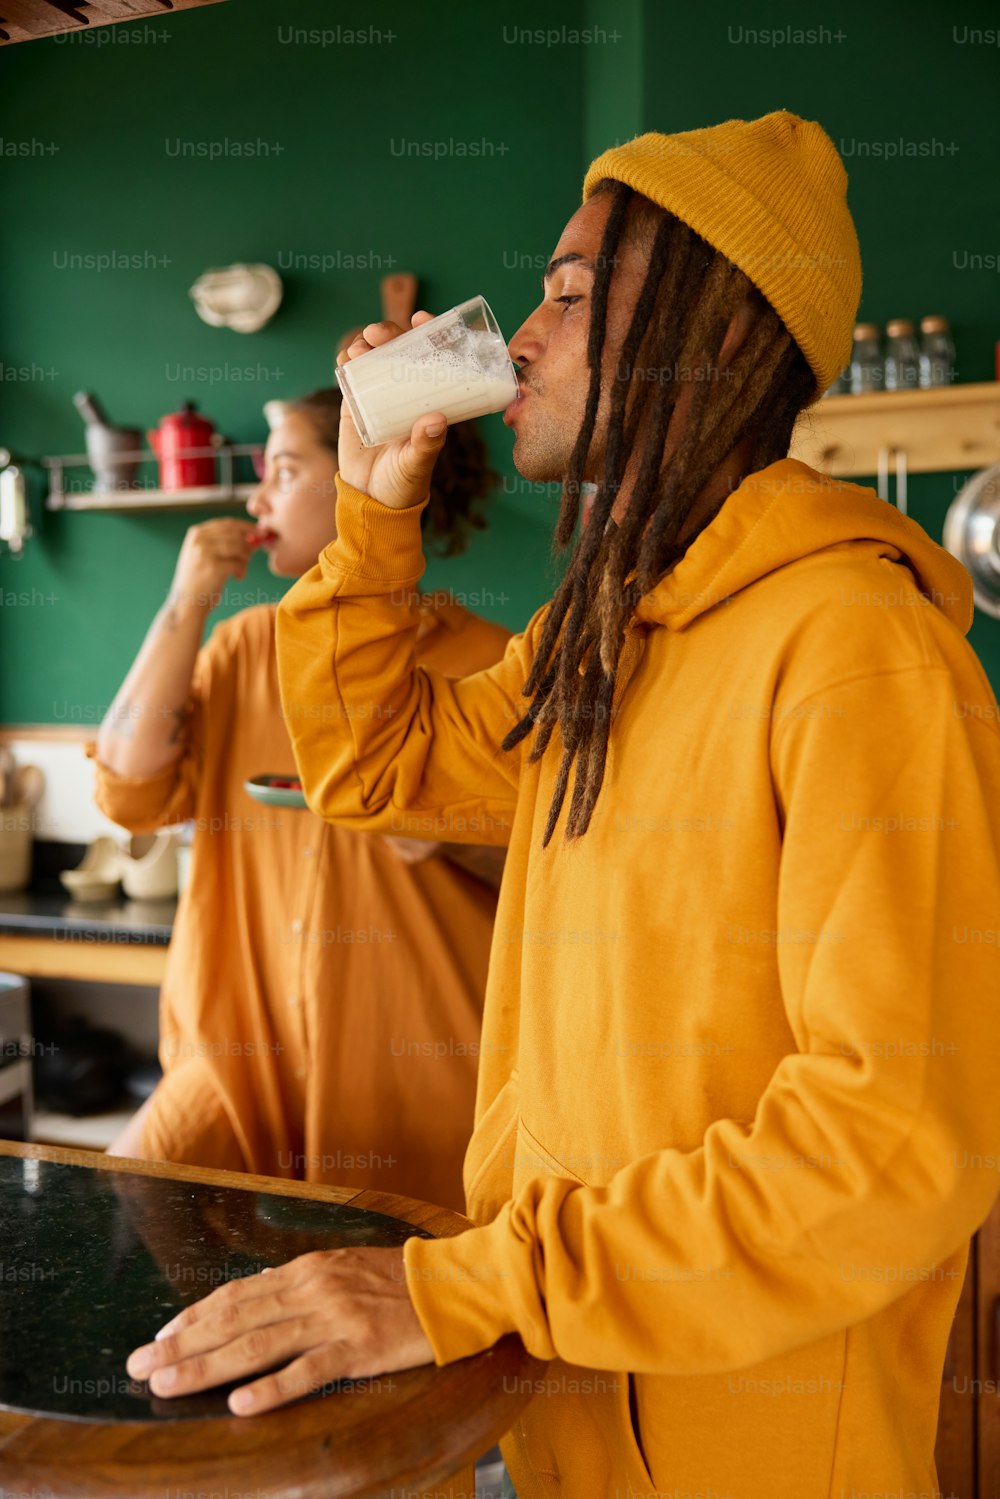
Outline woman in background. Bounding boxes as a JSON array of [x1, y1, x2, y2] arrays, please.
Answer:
[[92, 391, 510, 1212]]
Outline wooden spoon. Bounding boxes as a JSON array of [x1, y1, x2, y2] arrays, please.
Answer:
[[0, 745, 14, 805], [335, 273, 419, 362], [381, 272, 419, 329]]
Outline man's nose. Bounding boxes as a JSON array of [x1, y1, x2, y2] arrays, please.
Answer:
[[508, 309, 545, 371]]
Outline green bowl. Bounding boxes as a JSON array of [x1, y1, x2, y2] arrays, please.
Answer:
[[244, 775, 309, 810]]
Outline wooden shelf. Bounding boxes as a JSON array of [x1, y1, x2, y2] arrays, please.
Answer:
[[0, 725, 106, 743], [790, 382, 1000, 477], [1, 0, 227, 47], [0, 932, 168, 986]]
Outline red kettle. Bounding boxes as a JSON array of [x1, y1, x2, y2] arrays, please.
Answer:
[[148, 402, 217, 490]]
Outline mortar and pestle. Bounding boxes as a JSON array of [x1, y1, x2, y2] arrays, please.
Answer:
[[73, 392, 142, 492]]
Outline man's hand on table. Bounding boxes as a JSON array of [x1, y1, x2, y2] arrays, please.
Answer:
[[126, 1245, 434, 1415]]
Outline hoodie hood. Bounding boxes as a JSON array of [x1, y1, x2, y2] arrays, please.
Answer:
[[633, 458, 973, 635]]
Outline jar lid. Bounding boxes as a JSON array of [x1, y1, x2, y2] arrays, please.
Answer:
[[853, 323, 880, 339], [886, 319, 916, 337], [921, 315, 950, 333]]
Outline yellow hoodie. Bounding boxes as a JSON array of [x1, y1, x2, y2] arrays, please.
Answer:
[[276, 457, 1000, 1499]]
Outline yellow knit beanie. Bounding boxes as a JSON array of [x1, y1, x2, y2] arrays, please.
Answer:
[[582, 111, 861, 396]]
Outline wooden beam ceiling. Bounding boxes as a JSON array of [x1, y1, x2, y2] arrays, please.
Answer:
[[0, 0, 227, 45]]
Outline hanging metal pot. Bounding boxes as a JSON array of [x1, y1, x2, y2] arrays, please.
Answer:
[[943, 462, 1000, 619]]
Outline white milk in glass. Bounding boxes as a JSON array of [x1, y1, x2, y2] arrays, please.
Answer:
[[336, 297, 517, 447]]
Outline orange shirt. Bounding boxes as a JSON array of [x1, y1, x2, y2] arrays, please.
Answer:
[[90, 597, 510, 1212]]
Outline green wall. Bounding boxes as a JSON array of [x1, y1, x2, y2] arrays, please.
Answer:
[[639, 0, 1000, 682], [0, 0, 585, 723], [2, 0, 999, 722]]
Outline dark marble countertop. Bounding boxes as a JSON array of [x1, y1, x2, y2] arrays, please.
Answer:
[[0, 1151, 428, 1423], [0, 889, 175, 945]]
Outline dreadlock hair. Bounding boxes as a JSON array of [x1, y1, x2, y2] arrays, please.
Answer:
[[501, 179, 817, 848], [284, 388, 498, 557]]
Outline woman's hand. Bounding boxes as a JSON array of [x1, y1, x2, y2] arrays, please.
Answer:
[[169, 518, 258, 613], [382, 836, 508, 892], [336, 312, 449, 511], [126, 1245, 434, 1415], [381, 834, 443, 864], [438, 843, 508, 892]]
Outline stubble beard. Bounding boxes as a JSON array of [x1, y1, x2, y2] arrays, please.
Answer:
[[512, 385, 604, 486], [512, 425, 574, 483]]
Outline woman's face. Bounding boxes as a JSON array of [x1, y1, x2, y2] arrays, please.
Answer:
[[246, 411, 339, 577]]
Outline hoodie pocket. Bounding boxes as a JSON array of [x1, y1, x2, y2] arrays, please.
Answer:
[[464, 1068, 520, 1221], [513, 1117, 588, 1199], [619, 1374, 659, 1498]]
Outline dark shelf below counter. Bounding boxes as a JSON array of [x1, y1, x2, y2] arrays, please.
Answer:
[[0, 889, 175, 945]]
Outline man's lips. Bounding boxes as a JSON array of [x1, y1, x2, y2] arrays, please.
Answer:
[[503, 388, 530, 426]]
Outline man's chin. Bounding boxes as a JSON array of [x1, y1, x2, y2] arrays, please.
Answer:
[[511, 434, 568, 485]]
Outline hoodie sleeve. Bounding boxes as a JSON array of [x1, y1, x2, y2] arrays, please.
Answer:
[[401, 662, 1000, 1374], [275, 475, 541, 846]]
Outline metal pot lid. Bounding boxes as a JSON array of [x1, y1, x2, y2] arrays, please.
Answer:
[[943, 462, 1000, 619]]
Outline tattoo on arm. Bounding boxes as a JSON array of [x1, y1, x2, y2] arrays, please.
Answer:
[[166, 704, 191, 745]]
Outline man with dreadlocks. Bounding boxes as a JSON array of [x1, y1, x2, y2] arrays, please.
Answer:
[[129, 113, 1000, 1499]]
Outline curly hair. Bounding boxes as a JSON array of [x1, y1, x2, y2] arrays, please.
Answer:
[[282, 388, 498, 558]]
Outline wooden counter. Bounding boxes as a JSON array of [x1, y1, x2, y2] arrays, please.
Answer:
[[0, 889, 173, 986], [0, 1141, 543, 1497]]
